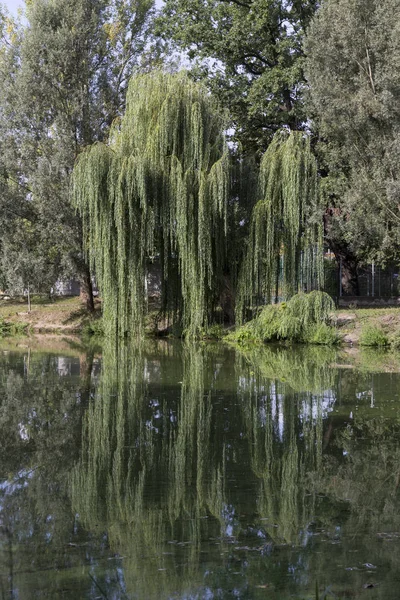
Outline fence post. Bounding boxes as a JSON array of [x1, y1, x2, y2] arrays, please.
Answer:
[[372, 262, 375, 297], [378, 265, 381, 297]]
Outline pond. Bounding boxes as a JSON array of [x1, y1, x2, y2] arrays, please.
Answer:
[[0, 340, 399, 599]]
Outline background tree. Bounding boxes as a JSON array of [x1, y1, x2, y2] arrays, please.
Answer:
[[157, 0, 318, 156], [0, 0, 154, 308], [305, 0, 400, 293]]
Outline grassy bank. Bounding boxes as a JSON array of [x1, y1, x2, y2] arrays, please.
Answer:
[[227, 295, 400, 349], [336, 307, 400, 347], [2, 294, 400, 349], [0, 296, 101, 336]]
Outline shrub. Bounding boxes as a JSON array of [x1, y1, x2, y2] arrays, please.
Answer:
[[0, 318, 29, 337], [391, 330, 400, 351], [82, 318, 104, 337], [360, 325, 388, 347], [306, 323, 341, 346], [228, 323, 259, 346], [253, 304, 282, 341], [229, 291, 337, 346], [288, 290, 335, 328]]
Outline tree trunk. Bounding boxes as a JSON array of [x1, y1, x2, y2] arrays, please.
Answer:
[[339, 254, 360, 296], [324, 209, 360, 296], [80, 268, 95, 312], [220, 275, 235, 324]]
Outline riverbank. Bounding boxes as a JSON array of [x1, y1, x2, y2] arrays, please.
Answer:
[[2, 296, 400, 348], [0, 296, 101, 335], [336, 307, 400, 346], [227, 302, 400, 348]]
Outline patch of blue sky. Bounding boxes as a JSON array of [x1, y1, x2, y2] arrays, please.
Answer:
[[2, 0, 22, 16]]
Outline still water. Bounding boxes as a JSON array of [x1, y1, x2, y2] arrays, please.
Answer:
[[0, 340, 400, 599]]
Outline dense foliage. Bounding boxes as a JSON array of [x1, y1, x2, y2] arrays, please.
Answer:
[[157, 0, 318, 155], [0, 0, 154, 304], [73, 71, 230, 338], [1, 0, 400, 334], [305, 0, 400, 291], [237, 131, 322, 320], [230, 290, 338, 345]]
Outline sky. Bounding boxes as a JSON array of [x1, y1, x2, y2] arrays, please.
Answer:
[[2, 0, 22, 15]]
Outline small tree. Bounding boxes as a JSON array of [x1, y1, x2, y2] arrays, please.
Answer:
[[237, 130, 323, 320]]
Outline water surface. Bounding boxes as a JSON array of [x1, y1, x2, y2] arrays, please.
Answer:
[[0, 341, 399, 599]]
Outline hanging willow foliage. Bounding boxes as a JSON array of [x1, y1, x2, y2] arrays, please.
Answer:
[[72, 72, 229, 338], [236, 130, 323, 321]]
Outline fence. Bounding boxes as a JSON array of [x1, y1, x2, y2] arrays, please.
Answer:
[[323, 259, 400, 303]]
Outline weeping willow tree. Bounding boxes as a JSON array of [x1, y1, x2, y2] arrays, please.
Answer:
[[237, 130, 323, 321], [72, 72, 230, 338]]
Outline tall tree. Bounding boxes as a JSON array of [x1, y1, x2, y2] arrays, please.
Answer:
[[0, 0, 154, 307], [305, 0, 400, 293], [72, 71, 230, 339], [157, 0, 318, 155]]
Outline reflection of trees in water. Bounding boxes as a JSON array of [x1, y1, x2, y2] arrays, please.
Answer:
[[235, 346, 333, 545], [1, 343, 400, 598], [70, 342, 352, 597], [0, 349, 103, 599], [71, 342, 222, 597]]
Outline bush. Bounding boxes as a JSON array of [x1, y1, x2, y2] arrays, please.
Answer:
[[82, 318, 104, 337], [360, 325, 388, 347], [0, 318, 29, 337], [228, 323, 259, 346], [391, 330, 400, 351], [229, 291, 337, 346], [306, 323, 341, 346]]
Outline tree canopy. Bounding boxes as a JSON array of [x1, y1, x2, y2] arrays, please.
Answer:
[[73, 71, 230, 338], [305, 0, 400, 286], [0, 0, 154, 302], [157, 0, 318, 155]]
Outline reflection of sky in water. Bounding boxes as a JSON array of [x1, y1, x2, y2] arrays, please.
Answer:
[[0, 469, 32, 513], [239, 375, 336, 441]]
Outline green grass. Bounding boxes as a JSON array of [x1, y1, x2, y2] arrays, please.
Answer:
[[360, 325, 389, 347], [305, 322, 341, 345], [390, 329, 400, 350]]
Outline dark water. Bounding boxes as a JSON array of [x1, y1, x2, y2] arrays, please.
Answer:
[[0, 341, 400, 599]]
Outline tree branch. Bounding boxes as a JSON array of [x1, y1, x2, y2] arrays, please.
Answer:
[[219, 0, 253, 10]]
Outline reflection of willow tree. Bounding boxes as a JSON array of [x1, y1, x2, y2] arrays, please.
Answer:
[[234, 347, 336, 545], [236, 344, 339, 393], [71, 342, 230, 597], [69, 340, 400, 598], [71, 341, 342, 597]]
